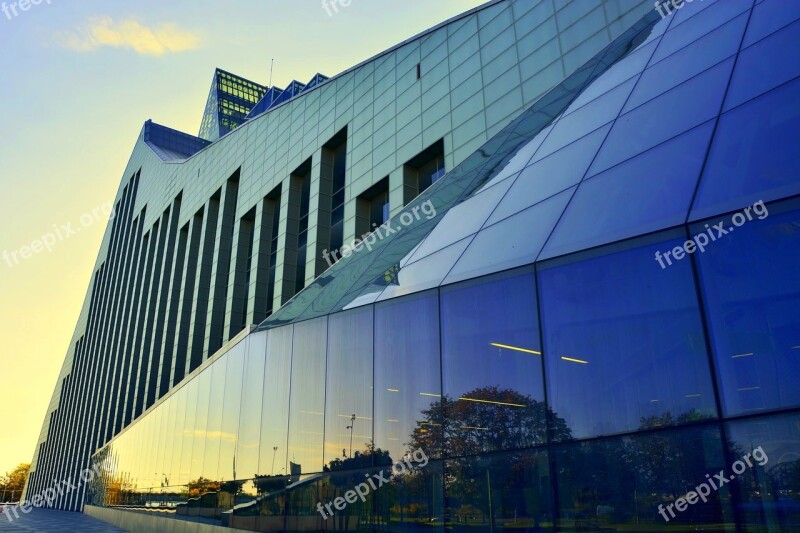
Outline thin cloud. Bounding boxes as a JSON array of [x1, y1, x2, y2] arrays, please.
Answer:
[[55, 17, 201, 55]]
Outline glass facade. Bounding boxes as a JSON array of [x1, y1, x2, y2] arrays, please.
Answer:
[[24, 1, 799, 532]]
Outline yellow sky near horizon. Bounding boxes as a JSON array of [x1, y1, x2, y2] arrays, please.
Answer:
[[0, 0, 488, 478]]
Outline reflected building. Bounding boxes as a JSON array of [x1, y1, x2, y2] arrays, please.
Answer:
[[23, 0, 800, 532]]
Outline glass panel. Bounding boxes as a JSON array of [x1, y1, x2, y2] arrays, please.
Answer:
[[189, 368, 212, 484], [203, 354, 227, 483], [656, 0, 750, 62], [553, 425, 736, 532], [444, 186, 574, 286], [324, 307, 374, 467], [445, 450, 552, 531], [535, 76, 637, 161], [218, 341, 246, 483], [376, 237, 471, 301], [690, 77, 800, 221], [374, 291, 442, 461], [589, 57, 734, 176], [724, 18, 800, 111], [258, 326, 293, 478], [693, 201, 800, 416], [743, 0, 800, 47], [726, 412, 800, 532], [237, 332, 266, 488], [287, 317, 328, 474], [441, 269, 547, 455], [486, 123, 611, 226], [179, 379, 199, 486], [540, 121, 714, 261], [624, 13, 747, 113], [539, 234, 718, 440]]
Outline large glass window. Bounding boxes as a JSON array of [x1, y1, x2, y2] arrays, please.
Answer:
[[552, 424, 735, 531], [257, 326, 293, 478], [178, 379, 199, 486], [694, 202, 800, 415], [189, 368, 212, 482], [237, 332, 266, 487], [287, 317, 328, 474], [445, 450, 552, 531], [726, 411, 800, 531], [324, 307, 373, 467], [440, 269, 547, 455], [218, 341, 246, 484], [538, 234, 718, 440], [375, 291, 442, 462], [202, 354, 227, 483]]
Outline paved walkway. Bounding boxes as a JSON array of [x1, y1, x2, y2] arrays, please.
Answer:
[[0, 506, 127, 532]]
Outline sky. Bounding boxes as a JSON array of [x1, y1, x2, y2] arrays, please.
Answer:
[[0, 0, 488, 479]]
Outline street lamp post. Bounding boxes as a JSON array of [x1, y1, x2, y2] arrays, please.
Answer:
[[271, 446, 278, 475], [347, 414, 356, 458]]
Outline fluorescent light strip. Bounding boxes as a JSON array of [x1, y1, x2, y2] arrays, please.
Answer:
[[300, 411, 323, 415], [685, 394, 702, 398], [561, 356, 589, 364], [458, 397, 526, 408], [792, 346, 800, 350], [489, 342, 541, 355], [387, 388, 399, 392], [337, 415, 372, 420], [737, 386, 761, 392], [731, 353, 754, 359], [419, 392, 441, 397]]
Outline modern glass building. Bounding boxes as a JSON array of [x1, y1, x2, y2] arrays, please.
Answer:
[[22, 0, 800, 531], [198, 69, 269, 141]]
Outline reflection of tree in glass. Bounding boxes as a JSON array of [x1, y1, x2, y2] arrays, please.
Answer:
[[409, 386, 571, 456], [638, 408, 715, 431]]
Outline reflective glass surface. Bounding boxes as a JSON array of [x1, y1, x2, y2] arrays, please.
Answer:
[[287, 317, 328, 474], [374, 291, 442, 461], [441, 269, 547, 454], [323, 307, 373, 467], [539, 235, 718, 440], [693, 202, 800, 416], [257, 326, 292, 478]]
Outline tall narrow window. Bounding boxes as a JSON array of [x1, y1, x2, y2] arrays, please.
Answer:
[[356, 177, 390, 240], [403, 139, 445, 205]]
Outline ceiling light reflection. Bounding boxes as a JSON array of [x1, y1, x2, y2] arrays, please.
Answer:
[[489, 342, 541, 355]]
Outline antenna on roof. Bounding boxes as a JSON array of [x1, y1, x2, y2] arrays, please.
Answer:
[[269, 59, 274, 88]]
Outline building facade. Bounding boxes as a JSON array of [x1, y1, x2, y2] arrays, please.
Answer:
[[23, 0, 800, 531]]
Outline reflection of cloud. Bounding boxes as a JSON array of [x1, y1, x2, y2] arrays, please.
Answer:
[[55, 17, 201, 55]]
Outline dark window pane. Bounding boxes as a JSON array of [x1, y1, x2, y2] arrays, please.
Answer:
[[539, 235, 718, 440], [691, 76, 800, 221], [743, 0, 800, 47], [725, 18, 800, 111], [693, 202, 800, 415], [375, 292, 442, 461], [553, 425, 736, 531], [287, 317, 328, 474], [324, 307, 373, 467], [726, 412, 800, 531], [441, 269, 547, 454], [445, 450, 552, 531]]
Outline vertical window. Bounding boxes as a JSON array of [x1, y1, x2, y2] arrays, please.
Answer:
[[286, 317, 327, 474], [356, 177, 390, 241], [374, 292, 442, 461], [440, 269, 546, 455], [694, 201, 800, 415], [257, 325, 292, 478], [324, 307, 374, 468], [403, 139, 446, 204], [237, 332, 266, 493]]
